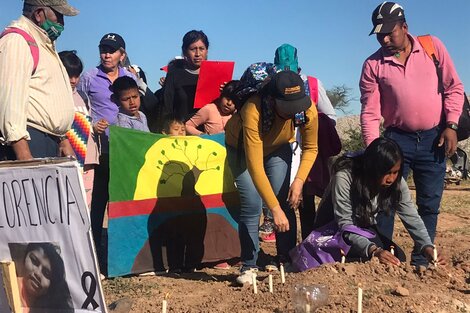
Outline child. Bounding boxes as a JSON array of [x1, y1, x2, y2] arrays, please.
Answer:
[[185, 80, 239, 135], [161, 115, 186, 136], [313, 137, 446, 267], [59, 50, 100, 209], [111, 76, 150, 132]]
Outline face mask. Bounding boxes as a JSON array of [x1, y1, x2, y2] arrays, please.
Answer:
[[40, 19, 64, 41]]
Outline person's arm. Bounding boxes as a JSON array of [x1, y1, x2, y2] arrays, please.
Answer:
[[242, 99, 289, 232], [290, 104, 319, 208], [359, 60, 382, 146], [316, 80, 337, 123], [332, 170, 375, 259], [0, 34, 34, 159], [432, 36, 464, 156], [185, 105, 210, 135]]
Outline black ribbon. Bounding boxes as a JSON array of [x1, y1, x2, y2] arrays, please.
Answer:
[[81, 271, 99, 310]]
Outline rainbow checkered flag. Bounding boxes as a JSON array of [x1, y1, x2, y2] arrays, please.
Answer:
[[66, 112, 92, 168]]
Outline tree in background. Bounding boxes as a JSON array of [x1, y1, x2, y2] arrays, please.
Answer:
[[326, 85, 365, 152], [326, 85, 355, 114]]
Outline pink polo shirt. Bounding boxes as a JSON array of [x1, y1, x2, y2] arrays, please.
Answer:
[[360, 34, 464, 145]]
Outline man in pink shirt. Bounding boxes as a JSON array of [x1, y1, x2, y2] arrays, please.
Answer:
[[360, 2, 464, 267]]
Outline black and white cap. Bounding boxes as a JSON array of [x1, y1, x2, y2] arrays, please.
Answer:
[[369, 2, 405, 35]]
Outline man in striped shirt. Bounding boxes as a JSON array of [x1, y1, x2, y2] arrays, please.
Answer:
[[0, 0, 79, 160]]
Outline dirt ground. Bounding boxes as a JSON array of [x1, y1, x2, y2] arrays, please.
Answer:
[[102, 183, 470, 313]]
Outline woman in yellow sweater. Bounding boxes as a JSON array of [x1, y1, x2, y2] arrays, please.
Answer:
[[225, 70, 318, 285]]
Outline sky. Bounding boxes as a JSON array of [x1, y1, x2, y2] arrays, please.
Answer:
[[1, 0, 469, 116]]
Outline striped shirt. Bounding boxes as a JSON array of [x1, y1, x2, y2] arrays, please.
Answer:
[[0, 16, 74, 143]]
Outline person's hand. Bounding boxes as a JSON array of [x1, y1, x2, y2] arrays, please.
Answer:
[[159, 77, 166, 87], [219, 81, 227, 92], [59, 138, 76, 158], [371, 247, 401, 266], [271, 205, 289, 233], [423, 246, 447, 266], [438, 127, 458, 157], [287, 177, 304, 209], [11, 138, 33, 161], [93, 119, 109, 134]]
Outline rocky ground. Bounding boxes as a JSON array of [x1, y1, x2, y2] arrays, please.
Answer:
[[102, 185, 470, 313]]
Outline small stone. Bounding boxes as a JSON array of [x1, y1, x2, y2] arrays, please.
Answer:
[[392, 286, 410, 297]]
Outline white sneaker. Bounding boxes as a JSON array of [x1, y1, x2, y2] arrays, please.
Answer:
[[236, 268, 258, 285]]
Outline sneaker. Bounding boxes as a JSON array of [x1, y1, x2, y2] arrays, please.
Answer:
[[261, 232, 276, 243], [235, 268, 258, 285], [213, 262, 231, 270], [259, 220, 275, 235]]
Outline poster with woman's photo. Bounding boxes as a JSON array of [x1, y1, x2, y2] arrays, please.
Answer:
[[0, 160, 106, 313]]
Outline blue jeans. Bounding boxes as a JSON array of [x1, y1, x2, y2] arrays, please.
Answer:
[[226, 144, 296, 271], [378, 127, 445, 266]]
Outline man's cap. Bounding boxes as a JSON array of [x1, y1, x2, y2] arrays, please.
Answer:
[[274, 44, 299, 73], [369, 2, 405, 36], [24, 0, 79, 16], [99, 33, 125, 51], [269, 70, 311, 117]]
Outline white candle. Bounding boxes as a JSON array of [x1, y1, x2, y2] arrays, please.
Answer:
[[341, 249, 346, 263], [305, 303, 311, 313], [268, 274, 273, 293], [390, 245, 395, 256], [280, 264, 285, 284], [433, 246, 438, 266], [252, 272, 258, 294], [357, 283, 363, 313], [162, 300, 167, 313]]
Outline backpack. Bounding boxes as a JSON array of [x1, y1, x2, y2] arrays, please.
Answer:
[[0, 27, 39, 75], [417, 35, 470, 141]]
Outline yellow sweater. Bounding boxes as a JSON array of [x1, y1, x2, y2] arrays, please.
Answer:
[[225, 95, 318, 209]]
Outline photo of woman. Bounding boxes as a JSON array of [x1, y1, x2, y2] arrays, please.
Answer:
[[9, 242, 73, 312]]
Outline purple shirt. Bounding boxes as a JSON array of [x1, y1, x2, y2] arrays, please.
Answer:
[[116, 110, 150, 132], [78, 65, 135, 152], [360, 35, 464, 145]]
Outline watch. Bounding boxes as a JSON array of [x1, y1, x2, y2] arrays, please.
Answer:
[[447, 123, 458, 131]]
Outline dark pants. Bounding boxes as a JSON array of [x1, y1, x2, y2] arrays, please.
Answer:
[[0, 126, 60, 160], [90, 153, 109, 261], [299, 188, 316, 240], [378, 127, 445, 266]]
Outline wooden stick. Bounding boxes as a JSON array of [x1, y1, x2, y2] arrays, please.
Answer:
[[340, 249, 346, 263], [280, 264, 285, 284], [1, 261, 22, 313], [268, 274, 273, 293], [252, 272, 257, 294], [433, 245, 438, 266], [390, 245, 395, 256], [357, 283, 363, 313]]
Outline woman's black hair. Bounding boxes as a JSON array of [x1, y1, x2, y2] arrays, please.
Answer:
[[181, 30, 209, 55], [333, 137, 404, 227], [58, 50, 83, 77], [24, 243, 73, 310]]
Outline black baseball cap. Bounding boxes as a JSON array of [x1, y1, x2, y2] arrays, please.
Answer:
[[99, 33, 125, 51], [270, 71, 311, 117], [369, 2, 406, 35]]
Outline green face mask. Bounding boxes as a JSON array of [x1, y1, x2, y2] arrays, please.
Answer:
[[40, 19, 64, 41]]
